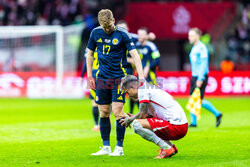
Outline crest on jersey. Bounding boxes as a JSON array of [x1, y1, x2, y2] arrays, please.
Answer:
[[95, 96, 99, 101], [112, 38, 119, 45]]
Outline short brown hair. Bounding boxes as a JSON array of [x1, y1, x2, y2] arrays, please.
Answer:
[[98, 9, 113, 26], [189, 27, 202, 36], [138, 27, 149, 34]]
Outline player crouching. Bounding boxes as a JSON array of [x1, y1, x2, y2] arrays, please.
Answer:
[[120, 75, 188, 159]]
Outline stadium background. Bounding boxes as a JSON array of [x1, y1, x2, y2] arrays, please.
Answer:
[[0, 0, 249, 166]]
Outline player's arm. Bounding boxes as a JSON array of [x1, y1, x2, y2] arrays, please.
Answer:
[[86, 49, 95, 89], [86, 49, 94, 77], [121, 88, 150, 127], [121, 102, 149, 127], [124, 31, 144, 79], [129, 49, 144, 79], [127, 57, 134, 64], [197, 46, 209, 87], [135, 102, 149, 119], [85, 29, 97, 89]]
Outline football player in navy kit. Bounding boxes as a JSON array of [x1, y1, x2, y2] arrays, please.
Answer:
[[86, 9, 144, 156]]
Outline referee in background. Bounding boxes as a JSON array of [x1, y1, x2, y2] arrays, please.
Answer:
[[188, 28, 223, 127]]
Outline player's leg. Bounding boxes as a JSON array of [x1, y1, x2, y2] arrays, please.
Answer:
[[91, 104, 112, 155], [108, 102, 125, 156], [133, 119, 171, 149], [202, 100, 222, 127], [91, 81, 113, 156], [109, 81, 126, 156], [189, 77, 198, 127], [92, 100, 100, 131], [90, 89, 99, 131], [200, 75, 223, 127], [132, 119, 176, 159]]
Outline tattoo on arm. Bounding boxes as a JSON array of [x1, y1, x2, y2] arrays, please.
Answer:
[[134, 102, 148, 119]]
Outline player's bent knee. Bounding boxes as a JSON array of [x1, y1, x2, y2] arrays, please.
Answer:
[[99, 110, 110, 118], [132, 119, 143, 134], [113, 111, 125, 120]]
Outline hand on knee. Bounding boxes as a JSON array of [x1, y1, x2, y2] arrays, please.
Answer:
[[113, 113, 125, 120]]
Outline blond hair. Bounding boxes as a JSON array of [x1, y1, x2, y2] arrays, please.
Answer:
[[98, 9, 113, 26], [189, 27, 202, 36]]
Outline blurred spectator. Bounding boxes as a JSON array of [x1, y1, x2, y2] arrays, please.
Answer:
[[242, 4, 250, 26], [225, 29, 239, 63], [225, 3, 250, 66], [220, 56, 234, 74], [1, 0, 83, 26]]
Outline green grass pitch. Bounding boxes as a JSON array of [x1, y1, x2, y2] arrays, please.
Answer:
[[0, 97, 249, 167]]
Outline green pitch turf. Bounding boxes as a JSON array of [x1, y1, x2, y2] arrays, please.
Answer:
[[0, 97, 249, 167]]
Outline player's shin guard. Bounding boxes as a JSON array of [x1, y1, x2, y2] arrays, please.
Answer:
[[202, 99, 221, 117], [100, 117, 111, 146], [116, 119, 126, 147], [92, 106, 99, 125], [132, 120, 170, 149]]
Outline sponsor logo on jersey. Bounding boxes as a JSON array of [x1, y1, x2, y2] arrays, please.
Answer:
[[105, 39, 111, 43], [112, 38, 119, 45], [130, 42, 134, 46], [117, 96, 123, 100], [97, 38, 102, 43]]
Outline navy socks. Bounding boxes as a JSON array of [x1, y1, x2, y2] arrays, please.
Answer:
[[116, 119, 126, 147], [100, 117, 111, 146]]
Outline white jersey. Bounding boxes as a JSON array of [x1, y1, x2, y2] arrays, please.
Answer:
[[138, 83, 188, 125]]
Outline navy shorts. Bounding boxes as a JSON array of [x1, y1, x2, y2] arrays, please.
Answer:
[[95, 79, 125, 105], [189, 75, 208, 99]]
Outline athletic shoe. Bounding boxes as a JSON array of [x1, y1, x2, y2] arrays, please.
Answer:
[[173, 145, 178, 154], [91, 146, 111, 156], [154, 147, 175, 159], [92, 125, 100, 131], [216, 113, 223, 127], [109, 146, 124, 156], [189, 124, 197, 128]]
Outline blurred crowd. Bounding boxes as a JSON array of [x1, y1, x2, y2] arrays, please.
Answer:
[[225, 4, 250, 65], [0, 0, 127, 26], [0, 0, 86, 26]]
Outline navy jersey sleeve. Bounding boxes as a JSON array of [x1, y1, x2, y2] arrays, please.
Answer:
[[130, 33, 138, 43], [87, 30, 96, 51], [123, 32, 136, 51]]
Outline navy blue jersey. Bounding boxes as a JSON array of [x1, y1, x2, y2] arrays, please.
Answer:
[[87, 26, 136, 80], [136, 41, 160, 72]]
